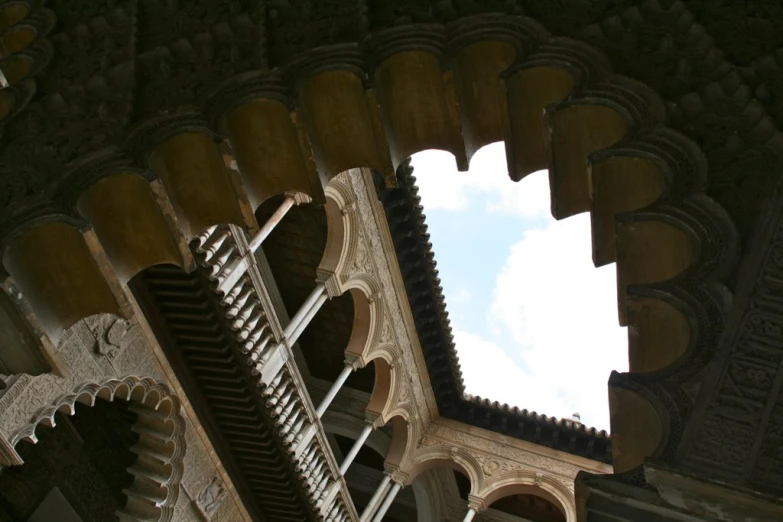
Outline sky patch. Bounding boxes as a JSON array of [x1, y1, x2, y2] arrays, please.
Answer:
[[411, 144, 628, 431]]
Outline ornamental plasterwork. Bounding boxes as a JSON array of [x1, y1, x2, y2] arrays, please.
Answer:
[[195, 476, 228, 520], [424, 420, 609, 481], [0, 312, 253, 522], [328, 170, 608, 517], [329, 169, 439, 429]]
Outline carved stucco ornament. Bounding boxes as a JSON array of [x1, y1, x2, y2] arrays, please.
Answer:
[[482, 459, 500, 477], [85, 314, 132, 357], [196, 476, 228, 520]]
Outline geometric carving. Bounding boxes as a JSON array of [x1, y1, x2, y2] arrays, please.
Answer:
[[9, 376, 186, 522]]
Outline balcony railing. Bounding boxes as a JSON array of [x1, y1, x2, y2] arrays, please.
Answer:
[[194, 224, 357, 522]]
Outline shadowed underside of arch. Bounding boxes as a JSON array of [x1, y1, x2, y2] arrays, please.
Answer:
[[7, 376, 186, 522], [0, 2, 779, 519]]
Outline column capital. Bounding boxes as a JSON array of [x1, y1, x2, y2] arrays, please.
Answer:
[[467, 494, 487, 512], [365, 410, 382, 427], [316, 270, 342, 298], [345, 351, 365, 370], [386, 467, 411, 486]]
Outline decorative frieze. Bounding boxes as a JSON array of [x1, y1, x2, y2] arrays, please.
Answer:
[[0, 314, 252, 521]]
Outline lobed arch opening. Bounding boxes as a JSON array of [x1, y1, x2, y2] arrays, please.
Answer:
[[254, 197, 347, 376], [365, 355, 392, 418], [319, 195, 347, 274], [0, 3, 29, 31], [1, 399, 141, 520], [0, 54, 32, 86], [488, 488, 568, 522], [256, 192, 384, 395], [342, 286, 378, 362], [0, 11, 742, 495], [384, 415, 412, 470], [402, 441, 483, 496], [4, 377, 185, 522], [0, 25, 34, 58]]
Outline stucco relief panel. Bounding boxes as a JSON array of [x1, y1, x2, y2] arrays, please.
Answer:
[[0, 312, 251, 522], [342, 170, 436, 427], [423, 422, 588, 481]]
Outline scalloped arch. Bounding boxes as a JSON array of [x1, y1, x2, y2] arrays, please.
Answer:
[[322, 174, 360, 278], [340, 275, 384, 360], [10, 376, 187, 522]]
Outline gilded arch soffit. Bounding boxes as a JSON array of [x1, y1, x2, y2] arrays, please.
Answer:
[[0, 0, 767, 489]]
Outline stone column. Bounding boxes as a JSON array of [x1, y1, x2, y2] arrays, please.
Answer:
[[359, 473, 391, 522], [315, 363, 354, 418], [338, 423, 373, 475], [371, 482, 402, 522], [283, 283, 327, 342]]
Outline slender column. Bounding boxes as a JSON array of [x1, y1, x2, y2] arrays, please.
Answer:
[[339, 423, 373, 475], [316, 364, 354, 418], [288, 291, 328, 346], [463, 507, 477, 522], [371, 482, 402, 522], [360, 474, 391, 522], [283, 284, 326, 340], [219, 195, 298, 292], [248, 195, 297, 253]]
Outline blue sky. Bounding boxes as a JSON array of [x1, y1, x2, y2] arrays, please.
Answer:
[[411, 144, 628, 431]]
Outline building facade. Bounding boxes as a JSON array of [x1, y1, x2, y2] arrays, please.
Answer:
[[0, 1, 781, 521]]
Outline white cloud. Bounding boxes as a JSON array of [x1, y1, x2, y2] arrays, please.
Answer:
[[455, 329, 574, 420], [412, 145, 550, 219], [412, 149, 628, 432], [487, 204, 628, 430], [450, 288, 472, 304]]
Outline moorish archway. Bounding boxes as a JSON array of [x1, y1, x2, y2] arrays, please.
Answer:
[[0, 2, 776, 520], [4, 376, 186, 522]]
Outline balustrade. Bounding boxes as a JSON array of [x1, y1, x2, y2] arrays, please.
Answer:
[[193, 224, 355, 521]]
